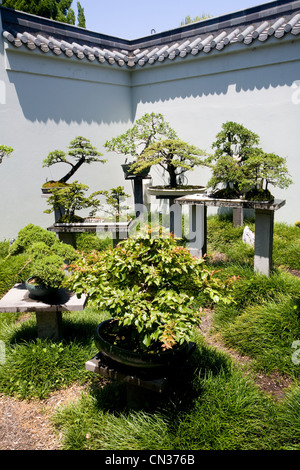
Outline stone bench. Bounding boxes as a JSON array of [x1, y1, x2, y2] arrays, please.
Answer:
[[0, 283, 86, 340]]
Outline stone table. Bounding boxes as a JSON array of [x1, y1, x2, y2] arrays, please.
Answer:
[[175, 194, 286, 276], [48, 219, 134, 247], [0, 284, 87, 340]]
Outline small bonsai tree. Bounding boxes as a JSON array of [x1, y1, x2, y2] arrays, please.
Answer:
[[8, 224, 78, 289], [0, 145, 13, 165], [207, 121, 292, 200], [131, 139, 207, 188], [104, 112, 178, 166], [44, 181, 103, 223], [97, 186, 130, 222], [42, 136, 106, 186]]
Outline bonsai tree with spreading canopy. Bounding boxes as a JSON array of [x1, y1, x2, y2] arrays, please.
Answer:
[[131, 139, 207, 188], [42, 136, 105, 186], [104, 112, 178, 164], [0, 145, 13, 165], [105, 112, 207, 187], [207, 121, 292, 200]]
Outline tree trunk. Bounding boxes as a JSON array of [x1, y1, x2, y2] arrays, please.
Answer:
[[168, 165, 177, 188], [59, 158, 85, 183]]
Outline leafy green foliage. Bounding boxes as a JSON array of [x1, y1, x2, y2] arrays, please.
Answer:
[[96, 186, 130, 221], [65, 231, 233, 350], [180, 13, 211, 25], [44, 181, 103, 222], [132, 139, 207, 188], [104, 112, 177, 160], [2, 0, 86, 27], [207, 121, 292, 199], [43, 136, 105, 184], [6, 224, 78, 289], [0, 145, 13, 165]]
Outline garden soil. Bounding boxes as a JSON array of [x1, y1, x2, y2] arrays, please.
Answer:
[[0, 311, 293, 450]]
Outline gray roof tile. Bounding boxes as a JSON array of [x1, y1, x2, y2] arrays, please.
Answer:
[[1, 1, 300, 68]]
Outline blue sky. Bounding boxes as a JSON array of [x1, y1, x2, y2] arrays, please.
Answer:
[[78, 0, 271, 39]]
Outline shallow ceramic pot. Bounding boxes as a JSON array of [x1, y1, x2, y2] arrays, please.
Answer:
[[25, 277, 59, 300]]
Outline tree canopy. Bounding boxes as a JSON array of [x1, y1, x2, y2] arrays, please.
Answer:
[[181, 13, 211, 26], [2, 0, 86, 28]]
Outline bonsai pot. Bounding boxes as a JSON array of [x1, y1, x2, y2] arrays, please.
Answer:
[[95, 319, 191, 378], [25, 277, 60, 301], [147, 185, 206, 197], [122, 163, 150, 179]]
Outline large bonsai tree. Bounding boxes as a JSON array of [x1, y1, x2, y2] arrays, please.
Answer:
[[104, 112, 178, 164], [0, 145, 13, 165], [105, 112, 207, 187], [207, 121, 292, 200], [131, 139, 207, 188], [42, 136, 105, 185]]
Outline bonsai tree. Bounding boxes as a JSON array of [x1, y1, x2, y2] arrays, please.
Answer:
[[0, 145, 13, 165], [8, 224, 78, 290], [44, 180, 103, 223], [207, 121, 292, 200], [131, 139, 207, 188], [65, 231, 233, 351], [240, 150, 293, 200], [104, 112, 178, 170], [42, 136, 106, 186], [97, 186, 130, 222]]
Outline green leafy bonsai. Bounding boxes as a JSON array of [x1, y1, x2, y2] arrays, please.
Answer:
[[97, 186, 130, 222], [207, 121, 292, 200], [42, 136, 105, 187], [131, 139, 207, 188], [0, 145, 13, 165], [104, 112, 178, 173], [8, 224, 78, 290], [44, 180, 103, 223], [65, 230, 233, 351]]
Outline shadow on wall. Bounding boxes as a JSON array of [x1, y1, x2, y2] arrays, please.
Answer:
[[6, 44, 300, 124], [7, 71, 133, 125], [132, 47, 300, 106]]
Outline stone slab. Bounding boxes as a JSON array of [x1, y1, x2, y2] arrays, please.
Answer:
[[48, 219, 133, 234], [175, 195, 286, 211], [0, 283, 87, 313]]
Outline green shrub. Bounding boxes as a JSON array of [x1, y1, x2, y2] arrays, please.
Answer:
[[8, 224, 58, 256], [76, 233, 112, 253]]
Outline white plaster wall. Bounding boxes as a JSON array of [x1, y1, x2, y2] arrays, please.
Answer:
[[0, 27, 134, 239], [132, 39, 300, 225], [0, 14, 299, 240]]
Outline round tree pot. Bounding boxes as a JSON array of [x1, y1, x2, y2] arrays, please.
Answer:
[[95, 319, 190, 378]]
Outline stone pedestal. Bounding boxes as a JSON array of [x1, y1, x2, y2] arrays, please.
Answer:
[[175, 195, 285, 277], [48, 219, 134, 248], [254, 209, 274, 276], [0, 284, 86, 339]]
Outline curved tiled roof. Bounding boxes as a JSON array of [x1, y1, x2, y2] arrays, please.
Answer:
[[1, 1, 300, 68]]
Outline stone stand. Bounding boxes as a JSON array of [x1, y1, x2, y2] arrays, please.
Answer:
[[175, 195, 285, 277], [36, 311, 62, 340], [85, 353, 167, 410], [86, 342, 196, 410], [254, 209, 274, 276], [0, 284, 86, 340], [189, 205, 207, 258]]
